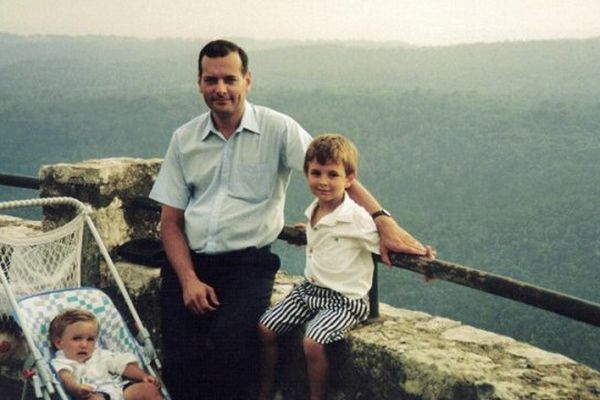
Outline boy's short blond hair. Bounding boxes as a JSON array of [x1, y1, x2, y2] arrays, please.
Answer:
[[49, 308, 99, 347], [303, 133, 359, 176]]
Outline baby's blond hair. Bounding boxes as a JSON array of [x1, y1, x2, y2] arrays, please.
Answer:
[[49, 308, 99, 348]]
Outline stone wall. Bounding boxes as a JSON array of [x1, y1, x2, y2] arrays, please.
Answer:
[[1, 157, 599, 399], [91, 261, 600, 399], [39, 157, 162, 286]]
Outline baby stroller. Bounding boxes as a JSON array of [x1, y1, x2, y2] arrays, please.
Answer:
[[0, 197, 170, 400]]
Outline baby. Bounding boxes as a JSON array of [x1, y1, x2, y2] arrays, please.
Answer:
[[49, 308, 162, 400]]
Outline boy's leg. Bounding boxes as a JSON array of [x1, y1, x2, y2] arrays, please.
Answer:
[[257, 324, 279, 400], [303, 338, 328, 400], [258, 282, 316, 399], [304, 294, 369, 344], [302, 289, 369, 400]]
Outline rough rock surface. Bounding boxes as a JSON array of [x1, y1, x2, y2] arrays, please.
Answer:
[[273, 275, 600, 400], [103, 265, 600, 400]]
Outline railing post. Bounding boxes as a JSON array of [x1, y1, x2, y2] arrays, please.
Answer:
[[369, 255, 379, 319]]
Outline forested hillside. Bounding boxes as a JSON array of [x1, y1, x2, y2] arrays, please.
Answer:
[[1, 33, 599, 369]]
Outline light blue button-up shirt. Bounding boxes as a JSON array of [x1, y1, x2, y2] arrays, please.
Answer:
[[149, 102, 312, 254]]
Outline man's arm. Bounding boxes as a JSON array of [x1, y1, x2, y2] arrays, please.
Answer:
[[347, 180, 434, 265], [160, 205, 219, 314]]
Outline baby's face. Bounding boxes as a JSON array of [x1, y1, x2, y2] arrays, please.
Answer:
[[54, 321, 98, 363]]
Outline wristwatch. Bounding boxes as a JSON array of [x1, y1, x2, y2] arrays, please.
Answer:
[[371, 209, 392, 220]]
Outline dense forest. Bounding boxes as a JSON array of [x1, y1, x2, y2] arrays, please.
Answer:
[[1, 33, 599, 369]]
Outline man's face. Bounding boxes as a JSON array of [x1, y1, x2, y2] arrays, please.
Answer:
[[198, 52, 252, 121]]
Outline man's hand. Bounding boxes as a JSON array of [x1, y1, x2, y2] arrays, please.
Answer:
[[160, 204, 220, 314], [375, 217, 436, 266], [182, 278, 220, 315]]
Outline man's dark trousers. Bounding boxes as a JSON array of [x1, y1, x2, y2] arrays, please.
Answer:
[[160, 246, 280, 400]]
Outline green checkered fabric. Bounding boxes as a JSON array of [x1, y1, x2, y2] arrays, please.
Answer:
[[16, 287, 141, 360]]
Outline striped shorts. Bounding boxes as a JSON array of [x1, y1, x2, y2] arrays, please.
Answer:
[[259, 281, 369, 344]]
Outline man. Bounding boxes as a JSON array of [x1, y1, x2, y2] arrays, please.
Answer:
[[150, 39, 431, 400]]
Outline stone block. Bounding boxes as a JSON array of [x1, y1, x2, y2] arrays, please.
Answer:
[[38, 157, 163, 286], [39, 157, 162, 208]]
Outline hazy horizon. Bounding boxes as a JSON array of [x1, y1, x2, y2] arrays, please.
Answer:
[[1, 0, 600, 47]]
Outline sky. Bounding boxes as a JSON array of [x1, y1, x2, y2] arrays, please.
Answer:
[[1, 0, 599, 46]]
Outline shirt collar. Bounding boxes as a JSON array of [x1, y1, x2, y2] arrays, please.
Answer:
[[54, 350, 79, 364], [200, 101, 261, 141], [304, 193, 355, 227]]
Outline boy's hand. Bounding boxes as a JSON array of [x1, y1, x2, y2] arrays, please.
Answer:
[[288, 223, 307, 247], [293, 222, 307, 232], [424, 245, 436, 259]]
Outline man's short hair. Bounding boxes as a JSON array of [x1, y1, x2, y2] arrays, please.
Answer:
[[49, 308, 99, 348], [198, 39, 249, 75], [304, 133, 359, 176]]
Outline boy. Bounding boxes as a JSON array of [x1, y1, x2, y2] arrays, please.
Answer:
[[257, 133, 381, 400], [49, 309, 162, 400]]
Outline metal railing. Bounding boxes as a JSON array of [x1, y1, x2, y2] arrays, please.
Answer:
[[0, 173, 40, 190], [278, 227, 600, 327], [2, 172, 600, 327]]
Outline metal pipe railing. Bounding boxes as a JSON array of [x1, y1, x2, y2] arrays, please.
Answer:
[[278, 226, 600, 327], [385, 252, 600, 327], [0, 173, 40, 190]]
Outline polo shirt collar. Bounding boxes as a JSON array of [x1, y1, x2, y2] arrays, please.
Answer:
[[200, 101, 261, 141], [304, 193, 355, 227]]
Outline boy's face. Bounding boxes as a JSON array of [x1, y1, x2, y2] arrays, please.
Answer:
[[306, 159, 354, 208], [53, 321, 98, 363]]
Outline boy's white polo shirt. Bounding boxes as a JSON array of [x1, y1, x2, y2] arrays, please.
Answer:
[[303, 195, 380, 299]]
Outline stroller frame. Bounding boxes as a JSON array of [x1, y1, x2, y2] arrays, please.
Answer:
[[0, 197, 169, 400]]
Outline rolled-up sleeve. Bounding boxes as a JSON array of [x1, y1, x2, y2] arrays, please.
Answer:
[[51, 357, 73, 373], [149, 132, 190, 210], [283, 119, 312, 172]]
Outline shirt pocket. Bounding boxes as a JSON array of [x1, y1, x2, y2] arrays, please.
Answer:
[[229, 163, 274, 203]]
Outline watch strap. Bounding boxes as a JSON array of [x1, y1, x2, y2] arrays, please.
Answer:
[[371, 209, 391, 220]]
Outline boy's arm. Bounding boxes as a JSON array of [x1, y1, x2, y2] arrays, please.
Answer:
[[57, 369, 96, 399], [347, 180, 433, 264]]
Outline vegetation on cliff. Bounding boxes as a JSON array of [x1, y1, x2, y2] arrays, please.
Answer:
[[1, 33, 599, 369]]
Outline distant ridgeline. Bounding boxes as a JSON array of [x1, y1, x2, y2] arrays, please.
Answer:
[[1, 33, 599, 370]]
